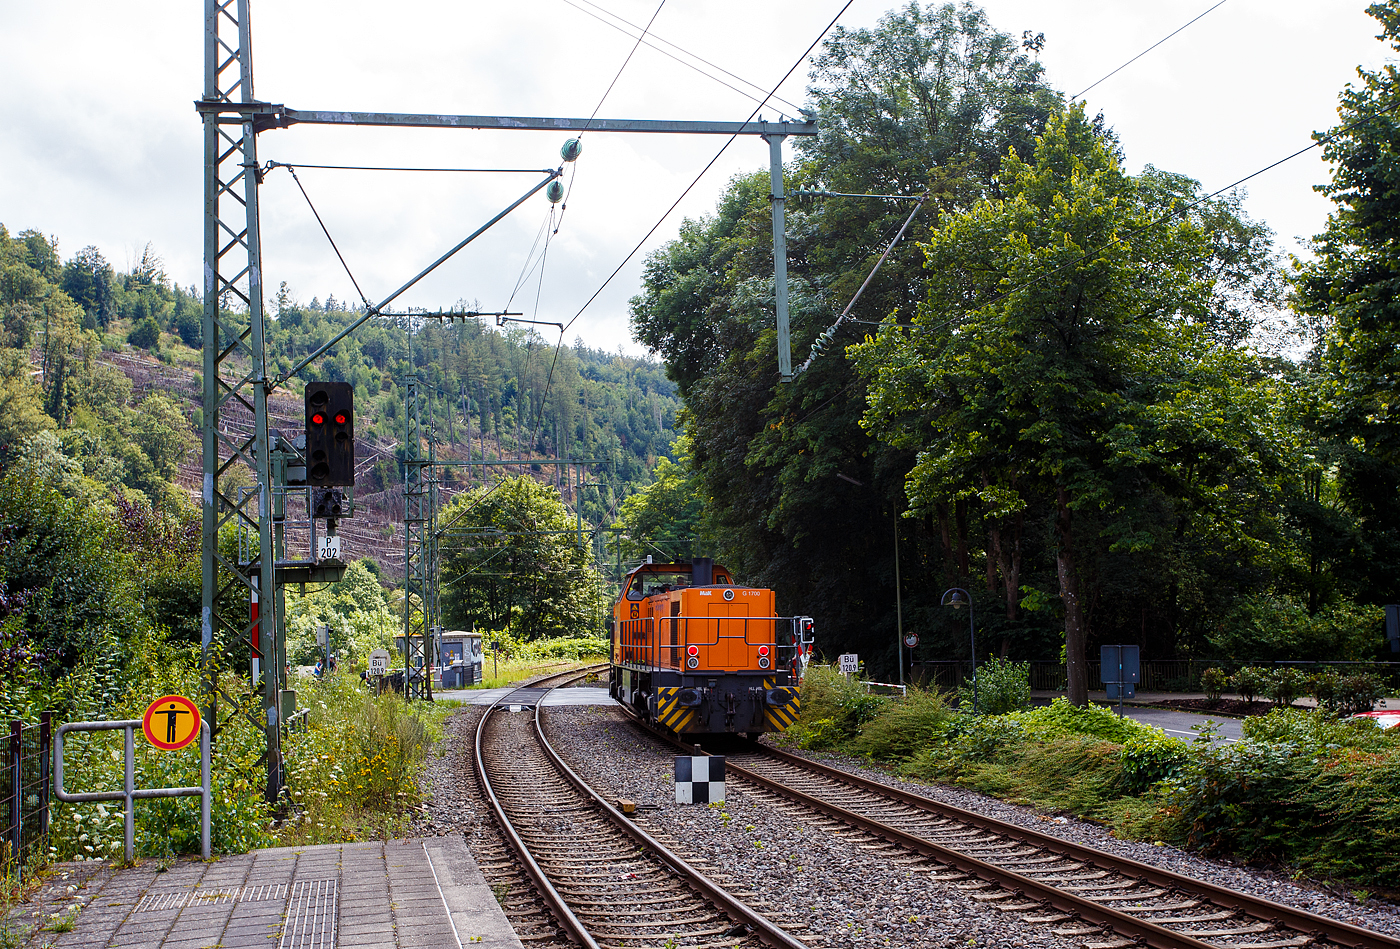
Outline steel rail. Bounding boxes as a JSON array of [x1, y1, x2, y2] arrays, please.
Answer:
[[723, 754, 1214, 949], [752, 743, 1400, 949], [533, 706, 809, 949], [474, 678, 600, 949], [534, 705, 812, 949], [475, 671, 807, 949], [632, 717, 1398, 949]]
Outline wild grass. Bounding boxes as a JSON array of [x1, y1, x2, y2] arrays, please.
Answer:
[[277, 673, 450, 846]]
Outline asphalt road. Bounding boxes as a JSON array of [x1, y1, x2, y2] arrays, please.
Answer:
[[1110, 704, 1243, 742]]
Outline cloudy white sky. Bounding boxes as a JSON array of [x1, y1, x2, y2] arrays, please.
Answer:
[[0, 1, 1389, 355]]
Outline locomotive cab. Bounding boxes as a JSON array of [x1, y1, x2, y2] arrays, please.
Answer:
[[609, 558, 811, 736]]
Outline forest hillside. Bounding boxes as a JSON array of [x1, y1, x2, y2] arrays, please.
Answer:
[[0, 223, 680, 577]]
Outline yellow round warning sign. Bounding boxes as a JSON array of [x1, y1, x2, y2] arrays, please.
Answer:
[[142, 695, 201, 751]]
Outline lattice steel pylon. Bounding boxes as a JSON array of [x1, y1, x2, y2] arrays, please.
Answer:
[[199, 0, 283, 801], [402, 373, 437, 700]]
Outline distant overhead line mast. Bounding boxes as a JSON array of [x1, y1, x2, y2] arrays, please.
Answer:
[[199, 0, 815, 801]]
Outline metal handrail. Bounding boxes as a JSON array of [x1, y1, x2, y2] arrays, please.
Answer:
[[53, 720, 211, 861]]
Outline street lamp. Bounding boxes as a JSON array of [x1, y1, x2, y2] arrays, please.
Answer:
[[941, 588, 978, 713]]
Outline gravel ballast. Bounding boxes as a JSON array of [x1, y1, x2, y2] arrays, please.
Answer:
[[413, 695, 1400, 946], [765, 739, 1400, 939], [543, 704, 1084, 949]]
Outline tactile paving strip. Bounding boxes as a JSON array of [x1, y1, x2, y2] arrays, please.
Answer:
[[278, 879, 338, 949], [135, 882, 291, 912]]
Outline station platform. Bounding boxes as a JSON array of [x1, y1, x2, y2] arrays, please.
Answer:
[[42, 837, 520, 949]]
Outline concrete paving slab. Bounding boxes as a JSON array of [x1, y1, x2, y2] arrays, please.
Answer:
[[46, 837, 521, 949]]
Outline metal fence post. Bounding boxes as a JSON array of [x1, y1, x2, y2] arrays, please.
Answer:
[[123, 725, 135, 863], [39, 712, 50, 841], [8, 720, 19, 875], [200, 722, 211, 859]]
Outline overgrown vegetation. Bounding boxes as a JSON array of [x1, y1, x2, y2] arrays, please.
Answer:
[[278, 673, 447, 845], [790, 666, 1400, 888]]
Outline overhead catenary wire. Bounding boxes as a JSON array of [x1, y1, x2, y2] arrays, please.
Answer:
[[522, 0, 672, 464], [548, 0, 668, 244], [280, 164, 372, 310], [559, 2, 854, 340], [527, 0, 855, 469], [907, 94, 1400, 340], [556, 0, 805, 114], [1071, 0, 1231, 100]]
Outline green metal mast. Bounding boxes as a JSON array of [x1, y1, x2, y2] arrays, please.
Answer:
[[200, 0, 284, 802], [402, 372, 436, 700]]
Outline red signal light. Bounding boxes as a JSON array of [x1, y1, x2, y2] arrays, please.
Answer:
[[686, 645, 699, 657], [311, 412, 325, 425], [758, 645, 770, 657], [335, 413, 347, 425]]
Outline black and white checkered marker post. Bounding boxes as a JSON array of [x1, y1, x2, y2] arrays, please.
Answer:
[[675, 755, 725, 804]]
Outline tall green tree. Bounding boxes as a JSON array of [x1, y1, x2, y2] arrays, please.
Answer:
[[1293, 0, 1400, 608], [630, 2, 1066, 674], [613, 437, 709, 562], [439, 477, 603, 638], [853, 107, 1292, 702]]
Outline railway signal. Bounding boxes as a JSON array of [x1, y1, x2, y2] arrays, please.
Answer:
[[305, 382, 354, 486]]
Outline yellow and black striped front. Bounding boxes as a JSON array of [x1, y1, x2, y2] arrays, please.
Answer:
[[763, 677, 801, 732], [655, 687, 700, 733]]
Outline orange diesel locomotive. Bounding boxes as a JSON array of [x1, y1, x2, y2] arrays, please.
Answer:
[[609, 558, 813, 735]]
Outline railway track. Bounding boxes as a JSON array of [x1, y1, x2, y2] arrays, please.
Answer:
[[642, 735, 1398, 949], [473, 671, 808, 949], [462, 667, 603, 946]]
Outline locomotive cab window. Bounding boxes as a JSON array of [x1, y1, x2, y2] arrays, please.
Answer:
[[625, 569, 694, 599]]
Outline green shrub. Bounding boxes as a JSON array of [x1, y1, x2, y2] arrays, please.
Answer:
[[1305, 670, 1386, 715], [48, 632, 273, 861], [1200, 667, 1229, 702], [127, 316, 160, 350], [526, 635, 609, 661], [1119, 730, 1190, 793], [1007, 696, 1159, 744], [958, 656, 1030, 715], [1231, 666, 1266, 703], [1334, 673, 1386, 715], [793, 717, 846, 750], [1166, 721, 1400, 886], [849, 686, 955, 760], [947, 715, 1026, 761], [279, 674, 444, 844], [790, 665, 888, 748], [1265, 666, 1308, 707], [1308, 670, 1339, 709], [1241, 707, 1399, 751]]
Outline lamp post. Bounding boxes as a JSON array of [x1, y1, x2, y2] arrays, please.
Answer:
[[941, 588, 977, 713]]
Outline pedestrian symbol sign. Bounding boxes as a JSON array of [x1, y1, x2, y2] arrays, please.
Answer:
[[142, 695, 201, 751]]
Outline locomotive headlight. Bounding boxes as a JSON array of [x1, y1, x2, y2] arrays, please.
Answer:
[[758, 656, 770, 669], [686, 645, 699, 657], [686, 657, 699, 669]]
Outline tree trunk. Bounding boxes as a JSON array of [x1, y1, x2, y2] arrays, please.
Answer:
[[999, 511, 1022, 622], [1056, 487, 1088, 706], [954, 497, 970, 580]]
